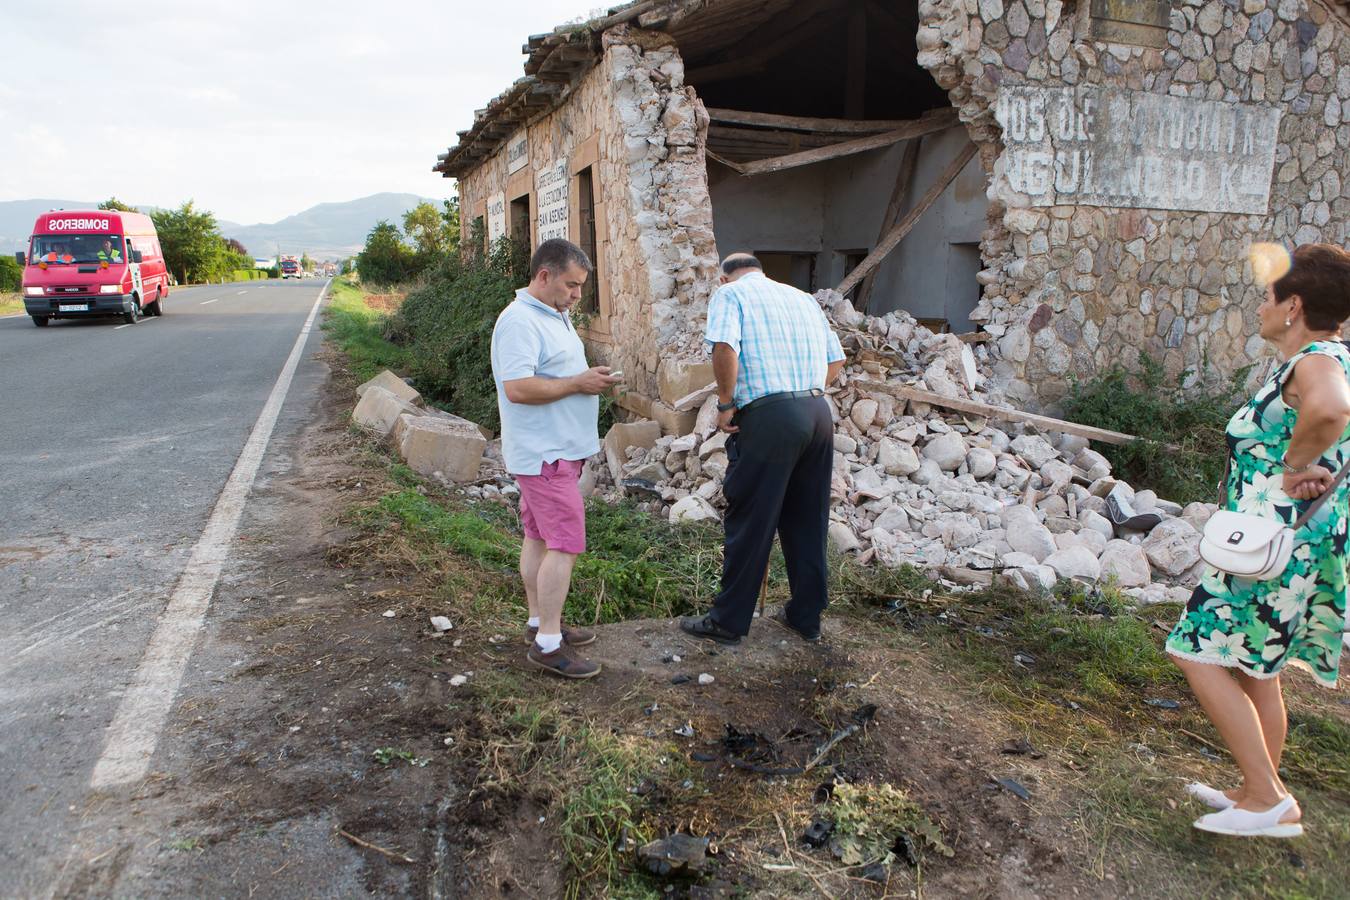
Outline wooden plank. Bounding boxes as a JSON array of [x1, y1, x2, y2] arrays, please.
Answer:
[[705, 149, 746, 174], [854, 380, 1142, 446], [835, 141, 977, 296], [738, 116, 959, 178], [856, 137, 921, 313], [705, 107, 944, 134]]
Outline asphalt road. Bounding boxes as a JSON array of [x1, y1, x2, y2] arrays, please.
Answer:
[[0, 279, 332, 896]]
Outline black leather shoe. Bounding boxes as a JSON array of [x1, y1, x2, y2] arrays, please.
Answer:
[[771, 610, 821, 642], [679, 614, 742, 645]]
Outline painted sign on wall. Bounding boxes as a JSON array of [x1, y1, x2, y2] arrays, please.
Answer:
[[506, 133, 529, 175], [995, 86, 1283, 215], [486, 192, 506, 243], [536, 161, 569, 243]]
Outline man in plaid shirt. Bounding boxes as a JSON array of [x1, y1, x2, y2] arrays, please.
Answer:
[[680, 253, 845, 645]]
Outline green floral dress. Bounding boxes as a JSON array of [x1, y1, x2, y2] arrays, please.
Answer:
[[1166, 340, 1349, 688]]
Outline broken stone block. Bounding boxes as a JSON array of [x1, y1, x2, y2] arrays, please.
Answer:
[[1098, 539, 1152, 588], [823, 520, 861, 556], [1044, 545, 1101, 582], [670, 495, 719, 523], [650, 399, 698, 436], [878, 438, 921, 476], [1142, 518, 1202, 577], [393, 413, 487, 483], [1011, 434, 1058, 469], [356, 369, 421, 406], [637, 833, 712, 877], [922, 431, 968, 471], [604, 420, 662, 484], [354, 386, 421, 437], [967, 447, 997, 479], [656, 358, 716, 406], [1007, 522, 1057, 562]]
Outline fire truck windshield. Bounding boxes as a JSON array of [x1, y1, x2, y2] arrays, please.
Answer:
[[31, 234, 125, 265]]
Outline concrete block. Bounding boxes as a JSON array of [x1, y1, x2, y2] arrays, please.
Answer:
[[354, 386, 421, 437], [356, 370, 421, 406], [422, 405, 494, 441], [603, 419, 662, 484], [650, 400, 698, 436], [657, 358, 715, 406], [393, 413, 487, 483]]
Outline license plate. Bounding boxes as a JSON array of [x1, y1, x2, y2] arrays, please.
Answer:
[[58, 304, 88, 312]]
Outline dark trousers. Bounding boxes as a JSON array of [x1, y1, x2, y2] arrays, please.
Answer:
[[709, 395, 834, 636]]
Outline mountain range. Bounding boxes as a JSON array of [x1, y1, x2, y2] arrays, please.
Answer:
[[0, 193, 439, 260]]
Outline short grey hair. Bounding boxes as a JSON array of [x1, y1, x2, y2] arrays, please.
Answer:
[[721, 253, 762, 276], [530, 238, 593, 279]]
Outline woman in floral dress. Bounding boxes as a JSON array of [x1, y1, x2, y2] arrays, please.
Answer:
[[1167, 244, 1350, 838]]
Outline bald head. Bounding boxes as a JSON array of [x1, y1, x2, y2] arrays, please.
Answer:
[[720, 252, 762, 284]]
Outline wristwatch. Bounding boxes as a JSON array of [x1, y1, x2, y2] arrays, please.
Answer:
[[717, 400, 737, 412]]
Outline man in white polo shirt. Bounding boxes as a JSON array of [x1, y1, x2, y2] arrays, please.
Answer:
[[491, 238, 620, 679]]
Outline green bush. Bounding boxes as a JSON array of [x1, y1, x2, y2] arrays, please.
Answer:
[[387, 237, 527, 431], [1064, 353, 1251, 504], [0, 255, 21, 292]]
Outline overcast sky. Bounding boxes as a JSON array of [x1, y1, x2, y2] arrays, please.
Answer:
[[0, 0, 602, 224]]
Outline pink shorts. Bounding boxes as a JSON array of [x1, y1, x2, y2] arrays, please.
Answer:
[[517, 458, 587, 554]]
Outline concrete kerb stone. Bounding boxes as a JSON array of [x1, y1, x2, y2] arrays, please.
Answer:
[[353, 386, 422, 437], [392, 413, 488, 483], [356, 370, 422, 407]]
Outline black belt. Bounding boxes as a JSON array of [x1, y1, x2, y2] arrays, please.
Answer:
[[739, 388, 824, 414]]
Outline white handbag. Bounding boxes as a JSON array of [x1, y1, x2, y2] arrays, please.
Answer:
[[1200, 458, 1350, 580]]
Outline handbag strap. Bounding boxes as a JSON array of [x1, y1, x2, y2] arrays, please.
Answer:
[[1218, 452, 1350, 529]]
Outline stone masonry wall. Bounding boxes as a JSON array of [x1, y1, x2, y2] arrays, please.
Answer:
[[917, 0, 1350, 409], [457, 28, 720, 418]]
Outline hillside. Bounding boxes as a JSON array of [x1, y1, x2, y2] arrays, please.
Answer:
[[0, 193, 436, 260]]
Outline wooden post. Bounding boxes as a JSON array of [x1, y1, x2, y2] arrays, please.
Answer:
[[835, 141, 977, 297], [856, 137, 921, 314]]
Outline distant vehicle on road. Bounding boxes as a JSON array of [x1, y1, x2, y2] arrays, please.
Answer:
[[280, 256, 301, 279], [17, 210, 170, 327]]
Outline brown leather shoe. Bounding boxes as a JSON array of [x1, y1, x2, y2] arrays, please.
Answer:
[[523, 623, 597, 647], [527, 643, 601, 679]]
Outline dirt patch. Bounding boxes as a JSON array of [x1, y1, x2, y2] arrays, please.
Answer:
[[83, 322, 1345, 899]]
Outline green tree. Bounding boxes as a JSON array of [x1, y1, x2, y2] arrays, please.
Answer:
[[356, 220, 412, 285], [301, 252, 315, 273], [151, 201, 223, 284], [98, 197, 138, 212], [441, 198, 460, 257], [402, 201, 455, 258], [0, 255, 21, 292]]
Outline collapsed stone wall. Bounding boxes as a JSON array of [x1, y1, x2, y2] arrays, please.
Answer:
[[916, 0, 1350, 409], [596, 27, 722, 412], [455, 28, 720, 422]]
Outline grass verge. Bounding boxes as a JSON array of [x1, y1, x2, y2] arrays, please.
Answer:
[[321, 278, 410, 385], [1, 293, 25, 317]]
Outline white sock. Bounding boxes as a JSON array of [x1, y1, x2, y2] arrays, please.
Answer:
[[527, 616, 540, 628], [535, 631, 563, 654]]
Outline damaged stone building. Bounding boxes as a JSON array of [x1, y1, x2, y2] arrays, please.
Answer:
[[435, 0, 1350, 423]]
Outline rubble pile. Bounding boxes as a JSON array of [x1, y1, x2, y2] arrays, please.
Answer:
[[598, 291, 1209, 605]]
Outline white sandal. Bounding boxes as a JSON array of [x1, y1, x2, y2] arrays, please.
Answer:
[[1185, 782, 1236, 810], [1193, 794, 1303, 838]]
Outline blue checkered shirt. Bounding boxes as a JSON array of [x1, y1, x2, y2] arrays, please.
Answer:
[[703, 271, 845, 408]]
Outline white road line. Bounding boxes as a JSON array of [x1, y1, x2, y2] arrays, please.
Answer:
[[236, 290, 248, 295], [113, 323, 132, 330], [90, 284, 329, 789], [2, 313, 26, 319], [200, 298, 218, 305]]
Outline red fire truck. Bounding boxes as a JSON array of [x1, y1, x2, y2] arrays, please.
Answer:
[[17, 209, 170, 327]]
